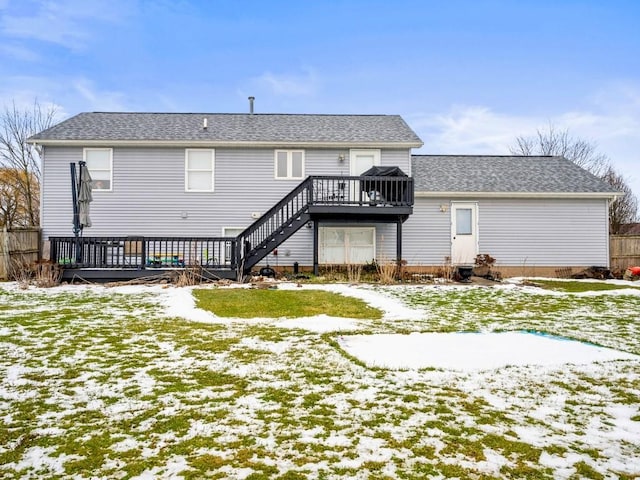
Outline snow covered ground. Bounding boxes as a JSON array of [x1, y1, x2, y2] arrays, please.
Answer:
[[338, 331, 640, 370], [0, 279, 639, 478]]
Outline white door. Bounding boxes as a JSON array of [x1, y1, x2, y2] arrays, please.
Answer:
[[451, 202, 478, 265], [350, 149, 380, 202]]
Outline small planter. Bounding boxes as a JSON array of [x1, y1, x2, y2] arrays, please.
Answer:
[[457, 266, 473, 283]]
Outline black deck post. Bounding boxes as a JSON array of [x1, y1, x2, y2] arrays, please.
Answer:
[[313, 219, 319, 276], [396, 218, 402, 278], [140, 237, 146, 270]]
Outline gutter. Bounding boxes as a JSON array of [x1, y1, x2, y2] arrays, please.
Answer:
[[27, 139, 424, 149], [415, 191, 620, 200]]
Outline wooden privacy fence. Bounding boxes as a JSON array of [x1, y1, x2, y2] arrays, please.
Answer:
[[0, 228, 41, 280], [610, 235, 640, 272]]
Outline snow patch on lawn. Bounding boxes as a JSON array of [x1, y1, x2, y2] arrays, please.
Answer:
[[338, 331, 640, 371], [274, 314, 363, 332], [161, 286, 220, 323]]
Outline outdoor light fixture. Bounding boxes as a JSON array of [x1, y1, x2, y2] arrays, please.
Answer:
[[306, 221, 313, 229], [338, 154, 346, 162]]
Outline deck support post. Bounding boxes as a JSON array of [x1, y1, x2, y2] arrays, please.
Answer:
[[140, 237, 146, 270], [313, 219, 319, 276], [396, 218, 402, 279]]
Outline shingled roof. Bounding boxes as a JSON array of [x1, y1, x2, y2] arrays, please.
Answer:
[[29, 112, 423, 147], [412, 155, 619, 196]]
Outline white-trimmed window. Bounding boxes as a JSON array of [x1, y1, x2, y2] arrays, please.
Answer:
[[275, 150, 304, 179], [223, 227, 244, 264], [319, 227, 376, 264], [185, 149, 215, 192], [83, 148, 112, 191]]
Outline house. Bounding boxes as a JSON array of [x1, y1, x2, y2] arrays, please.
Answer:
[[29, 112, 618, 280], [29, 112, 421, 280], [405, 155, 618, 277]]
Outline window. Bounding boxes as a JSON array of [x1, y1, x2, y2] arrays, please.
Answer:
[[275, 150, 304, 179], [185, 149, 214, 192], [319, 227, 375, 264], [456, 208, 473, 235], [83, 148, 112, 191], [222, 227, 244, 263]]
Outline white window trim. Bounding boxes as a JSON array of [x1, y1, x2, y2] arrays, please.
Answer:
[[274, 150, 305, 180], [220, 227, 244, 264], [319, 226, 376, 265], [83, 147, 113, 192], [185, 148, 215, 192]]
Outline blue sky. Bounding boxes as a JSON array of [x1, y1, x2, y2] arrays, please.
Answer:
[[1, 0, 639, 195]]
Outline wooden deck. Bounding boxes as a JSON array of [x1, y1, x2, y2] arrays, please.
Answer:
[[49, 236, 238, 282], [50, 174, 414, 282]]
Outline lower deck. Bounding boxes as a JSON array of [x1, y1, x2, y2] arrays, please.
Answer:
[[49, 236, 238, 282]]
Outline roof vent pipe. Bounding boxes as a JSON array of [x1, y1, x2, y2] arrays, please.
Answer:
[[248, 96, 255, 115], [203, 118, 208, 130]]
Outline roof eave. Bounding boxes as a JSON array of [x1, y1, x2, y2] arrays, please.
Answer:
[[28, 139, 424, 148], [415, 191, 620, 199]]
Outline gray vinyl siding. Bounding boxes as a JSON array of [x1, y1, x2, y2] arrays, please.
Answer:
[[42, 146, 410, 266], [402, 199, 452, 265], [404, 197, 610, 267], [478, 198, 610, 267]]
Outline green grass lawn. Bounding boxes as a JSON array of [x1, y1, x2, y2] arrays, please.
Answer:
[[530, 279, 640, 293], [0, 282, 639, 479], [193, 288, 382, 319]]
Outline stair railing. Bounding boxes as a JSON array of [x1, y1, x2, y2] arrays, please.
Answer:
[[233, 174, 414, 278], [235, 177, 313, 275]]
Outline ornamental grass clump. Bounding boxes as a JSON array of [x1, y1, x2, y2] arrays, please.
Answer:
[[376, 258, 397, 285]]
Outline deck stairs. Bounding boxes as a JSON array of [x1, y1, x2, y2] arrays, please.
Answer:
[[235, 177, 313, 276]]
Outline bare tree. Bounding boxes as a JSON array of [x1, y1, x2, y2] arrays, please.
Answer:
[[0, 167, 40, 228], [0, 168, 20, 227], [0, 100, 57, 227], [601, 166, 639, 234], [510, 123, 610, 177], [510, 123, 638, 232]]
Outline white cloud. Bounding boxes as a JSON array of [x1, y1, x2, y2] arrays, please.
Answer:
[[0, 74, 126, 118], [0, 0, 134, 49], [0, 75, 65, 115], [72, 78, 128, 111], [0, 42, 39, 61], [409, 105, 540, 154], [409, 83, 640, 197], [252, 68, 320, 97]]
